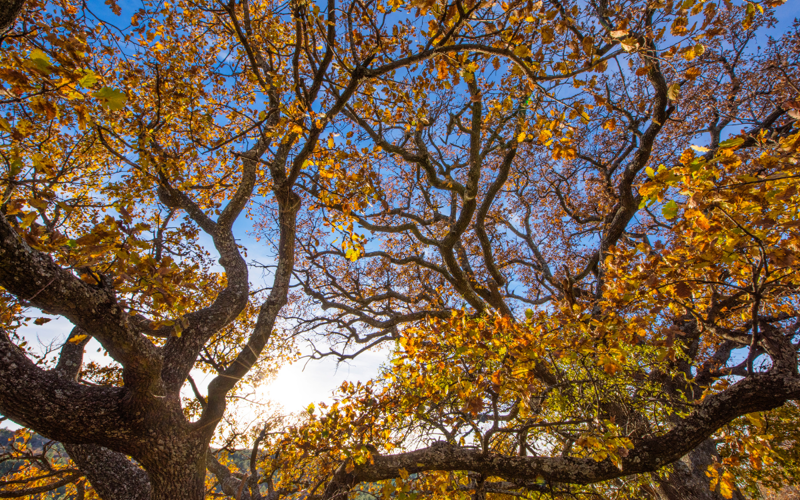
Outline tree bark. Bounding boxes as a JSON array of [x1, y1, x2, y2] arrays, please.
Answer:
[[143, 451, 206, 500], [653, 439, 745, 500], [52, 329, 153, 500], [47, 328, 208, 500], [0, 0, 25, 35], [65, 444, 152, 500]]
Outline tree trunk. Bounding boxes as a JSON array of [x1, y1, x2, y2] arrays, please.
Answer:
[[51, 328, 208, 500], [147, 468, 206, 500], [137, 438, 208, 500], [653, 439, 745, 500]]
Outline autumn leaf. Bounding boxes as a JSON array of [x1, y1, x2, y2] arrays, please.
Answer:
[[667, 83, 681, 101], [719, 137, 744, 149], [674, 282, 692, 299], [662, 200, 679, 219], [78, 70, 98, 88], [694, 214, 711, 231], [619, 37, 639, 52], [69, 334, 89, 344], [742, 2, 755, 30], [93, 87, 128, 110], [26, 49, 53, 75]]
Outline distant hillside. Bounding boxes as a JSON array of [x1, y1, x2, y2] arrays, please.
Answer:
[[0, 427, 57, 451], [0, 428, 72, 498], [0, 429, 253, 498]]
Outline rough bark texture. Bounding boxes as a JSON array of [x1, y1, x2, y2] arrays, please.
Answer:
[[49, 329, 153, 500], [65, 444, 152, 500], [654, 440, 744, 500], [0, 0, 24, 34], [207, 450, 255, 500]]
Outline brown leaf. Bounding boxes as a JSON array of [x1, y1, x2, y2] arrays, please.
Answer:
[[674, 282, 692, 299]]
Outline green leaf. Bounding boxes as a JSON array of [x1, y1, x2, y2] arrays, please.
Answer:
[[743, 2, 755, 30], [78, 70, 98, 88], [27, 49, 53, 75], [718, 137, 744, 149], [93, 87, 128, 110], [662, 200, 679, 220]]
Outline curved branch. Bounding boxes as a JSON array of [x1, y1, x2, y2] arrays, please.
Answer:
[[325, 371, 800, 498]]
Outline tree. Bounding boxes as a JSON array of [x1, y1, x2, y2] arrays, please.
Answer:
[[0, 1, 798, 500], [283, 1, 800, 499], [0, 0, 506, 497]]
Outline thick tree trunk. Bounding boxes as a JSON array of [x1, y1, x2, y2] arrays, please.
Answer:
[[136, 434, 209, 500], [63, 426, 208, 500], [62, 422, 208, 500], [51, 328, 207, 500], [147, 466, 206, 500]]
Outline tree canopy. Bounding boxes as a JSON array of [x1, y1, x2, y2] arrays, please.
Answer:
[[0, 0, 799, 499]]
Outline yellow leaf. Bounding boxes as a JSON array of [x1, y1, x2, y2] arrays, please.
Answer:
[[541, 26, 554, 43], [694, 43, 705, 57], [719, 470, 735, 499], [69, 334, 89, 344], [667, 83, 680, 101], [513, 45, 532, 58], [695, 215, 711, 231], [619, 37, 638, 52], [19, 211, 37, 229], [28, 198, 48, 211], [685, 67, 702, 79], [517, 132, 526, 143], [743, 3, 755, 30]]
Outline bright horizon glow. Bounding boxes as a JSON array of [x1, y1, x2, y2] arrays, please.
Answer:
[[4, 316, 389, 435]]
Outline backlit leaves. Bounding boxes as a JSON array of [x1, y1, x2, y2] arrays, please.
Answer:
[[92, 87, 127, 110]]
